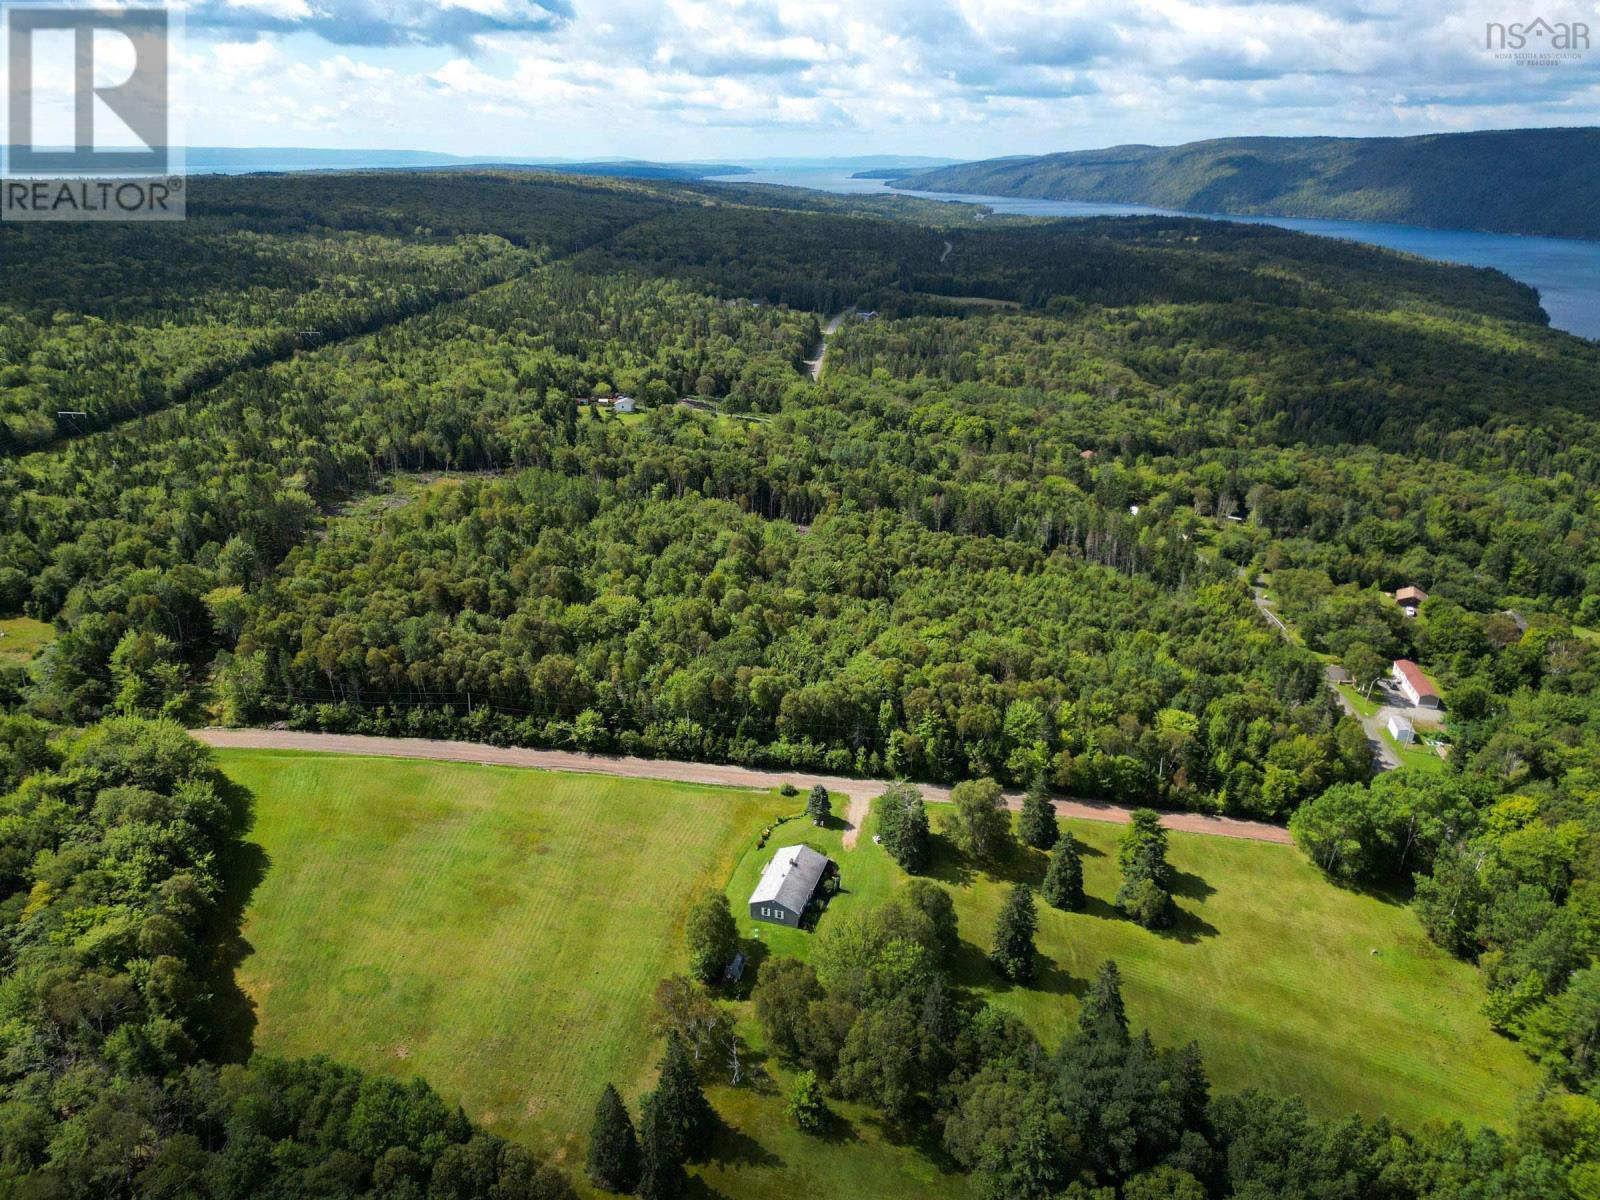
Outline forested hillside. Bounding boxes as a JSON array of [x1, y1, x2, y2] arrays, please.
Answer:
[[888, 128, 1600, 239], [2, 170, 1600, 1196]]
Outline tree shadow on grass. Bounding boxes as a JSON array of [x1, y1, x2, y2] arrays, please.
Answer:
[[925, 843, 977, 889], [809, 1110, 863, 1147], [1327, 874, 1414, 909], [1031, 954, 1084, 1000], [1163, 903, 1220, 945], [1169, 868, 1216, 902], [708, 1123, 784, 1170], [200, 776, 268, 1063], [1079, 894, 1123, 922], [861, 1107, 965, 1181], [946, 938, 998, 991], [926, 836, 1048, 889]]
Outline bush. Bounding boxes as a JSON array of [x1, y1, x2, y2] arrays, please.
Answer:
[[785, 1070, 830, 1133]]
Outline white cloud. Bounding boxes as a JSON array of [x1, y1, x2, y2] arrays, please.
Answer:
[[173, 0, 1600, 156], [224, 0, 314, 21]]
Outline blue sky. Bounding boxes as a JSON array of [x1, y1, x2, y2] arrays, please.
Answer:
[[48, 0, 1600, 157]]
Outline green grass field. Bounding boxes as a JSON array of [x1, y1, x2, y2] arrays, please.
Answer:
[[217, 751, 790, 1155], [0, 616, 53, 668], [217, 749, 1535, 1199], [729, 805, 1535, 1128], [217, 749, 968, 1198]]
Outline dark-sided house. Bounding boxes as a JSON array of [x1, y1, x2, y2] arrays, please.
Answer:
[[749, 844, 833, 928]]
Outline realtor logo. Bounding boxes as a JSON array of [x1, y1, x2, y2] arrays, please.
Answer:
[[3, 5, 184, 220], [1486, 16, 1591, 65]]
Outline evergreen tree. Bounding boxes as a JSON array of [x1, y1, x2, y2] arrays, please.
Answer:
[[1079, 960, 1130, 1043], [1118, 809, 1172, 888], [655, 1035, 715, 1161], [1018, 777, 1059, 850], [990, 883, 1038, 983], [637, 1090, 686, 1200], [1042, 837, 1085, 911], [684, 890, 738, 985], [807, 783, 832, 825], [586, 1084, 641, 1193], [1116, 809, 1174, 928], [1117, 876, 1174, 929]]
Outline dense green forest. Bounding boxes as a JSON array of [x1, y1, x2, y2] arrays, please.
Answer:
[[887, 128, 1600, 239], [2, 170, 1599, 1195]]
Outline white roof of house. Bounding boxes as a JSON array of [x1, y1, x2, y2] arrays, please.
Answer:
[[1388, 715, 1415, 735], [750, 844, 831, 913]]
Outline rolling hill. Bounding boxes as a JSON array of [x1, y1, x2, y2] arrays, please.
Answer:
[[884, 128, 1600, 239]]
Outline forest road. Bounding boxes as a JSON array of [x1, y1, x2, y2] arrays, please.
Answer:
[[804, 309, 851, 380], [193, 728, 1296, 846]]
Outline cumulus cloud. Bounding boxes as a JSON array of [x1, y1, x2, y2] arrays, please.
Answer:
[[168, 0, 1600, 154], [185, 0, 571, 47]]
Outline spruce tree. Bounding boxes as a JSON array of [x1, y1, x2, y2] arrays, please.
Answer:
[[806, 784, 832, 825], [1116, 809, 1174, 928], [586, 1083, 641, 1193], [989, 883, 1038, 983], [1042, 836, 1085, 911], [655, 1034, 715, 1161], [1018, 777, 1059, 850], [1079, 960, 1130, 1044], [637, 1090, 686, 1200]]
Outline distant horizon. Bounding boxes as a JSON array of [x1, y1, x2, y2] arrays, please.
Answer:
[[116, 125, 1600, 171]]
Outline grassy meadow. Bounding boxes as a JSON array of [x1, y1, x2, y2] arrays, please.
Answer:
[[730, 805, 1536, 1128], [0, 616, 53, 668], [217, 748, 1535, 1198], [217, 751, 791, 1155]]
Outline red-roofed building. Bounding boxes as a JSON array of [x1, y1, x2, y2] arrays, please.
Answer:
[[1391, 659, 1441, 709]]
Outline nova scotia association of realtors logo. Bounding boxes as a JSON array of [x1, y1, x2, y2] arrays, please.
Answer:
[[1486, 16, 1591, 66], [2, 4, 184, 220]]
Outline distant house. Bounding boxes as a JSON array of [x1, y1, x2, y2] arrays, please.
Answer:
[[1391, 659, 1442, 709], [613, 395, 636, 413], [1387, 714, 1416, 744], [749, 844, 834, 928], [1394, 586, 1428, 618]]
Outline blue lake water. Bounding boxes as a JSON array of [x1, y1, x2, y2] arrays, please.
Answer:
[[712, 168, 1600, 341]]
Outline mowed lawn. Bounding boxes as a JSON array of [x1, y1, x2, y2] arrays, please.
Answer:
[[218, 750, 789, 1158], [729, 809, 1537, 1129], [220, 748, 1534, 1200], [221, 750, 970, 1199]]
